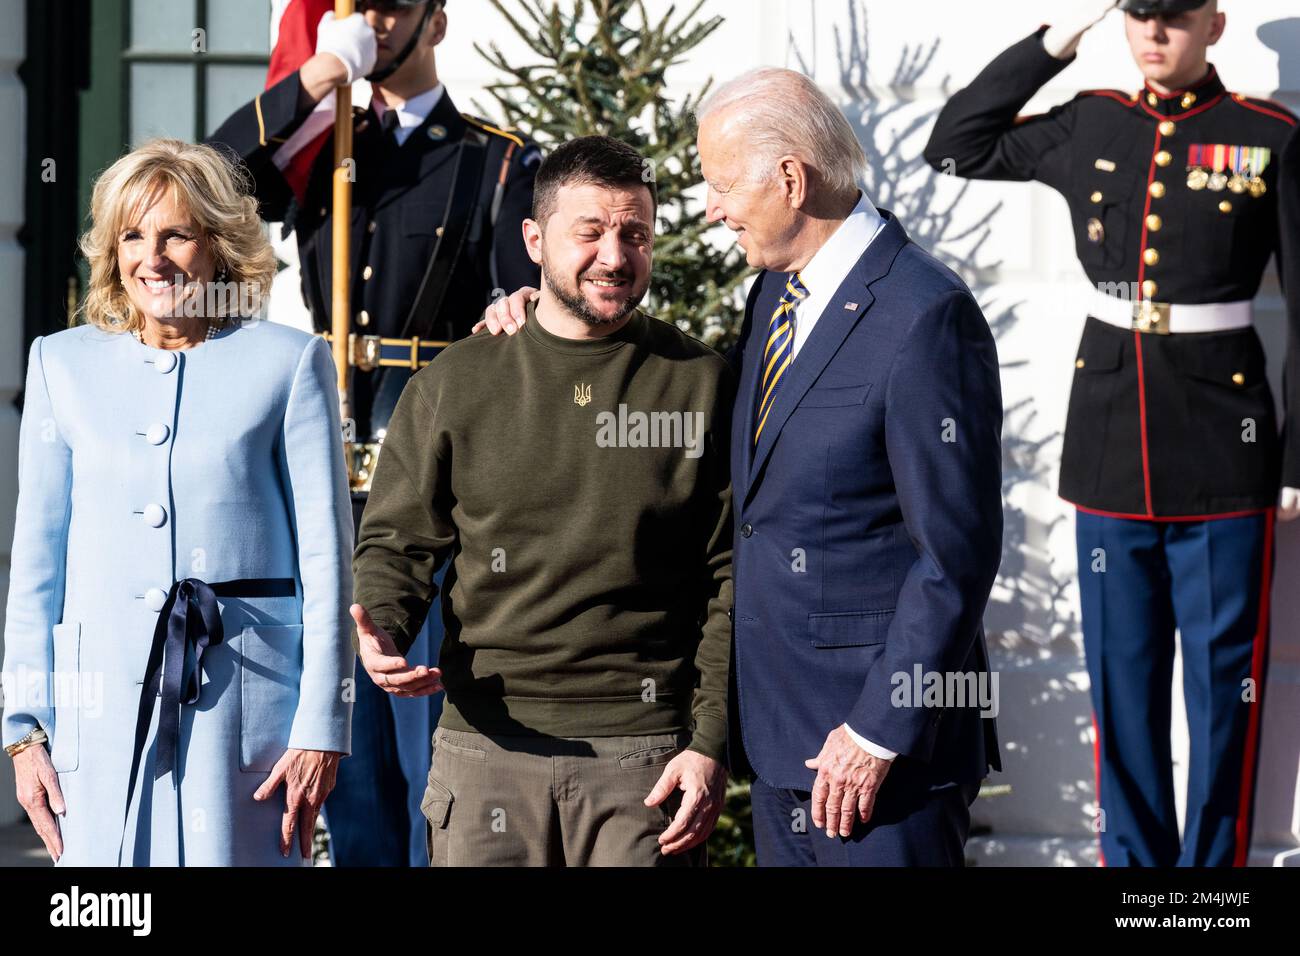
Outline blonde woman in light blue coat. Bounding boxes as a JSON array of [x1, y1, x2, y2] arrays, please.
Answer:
[[1, 139, 354, 866]]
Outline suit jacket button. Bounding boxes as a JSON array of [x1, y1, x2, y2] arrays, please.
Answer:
[[142, 503, 167, 528], [145, 587, 168, 611], [153, 351, 177, 374], [741, 523, 753, 538], [145, 423, 170, 445]]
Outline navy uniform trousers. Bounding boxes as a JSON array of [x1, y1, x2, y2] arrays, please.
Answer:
[[1076, 509, 1272, 867], [323, 564, 445, 867]]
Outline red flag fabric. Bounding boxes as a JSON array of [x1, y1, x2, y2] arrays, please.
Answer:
[[268, 0, 335, 87], [268, 0, 337, 202]]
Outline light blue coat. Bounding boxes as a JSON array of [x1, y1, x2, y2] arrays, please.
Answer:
[[1, 320, 354, 866]]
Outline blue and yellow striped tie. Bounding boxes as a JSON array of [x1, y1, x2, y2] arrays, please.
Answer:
[[754, 272, 808, 445]]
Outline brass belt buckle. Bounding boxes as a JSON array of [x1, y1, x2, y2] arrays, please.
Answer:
[[1133, 301, 1171, 335], [350, 333, 382, 371], [347, 440, 383, 493]]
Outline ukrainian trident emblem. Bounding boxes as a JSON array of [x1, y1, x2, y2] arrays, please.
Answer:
[[574, 383, 592, 407]]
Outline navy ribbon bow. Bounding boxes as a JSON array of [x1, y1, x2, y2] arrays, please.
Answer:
[[118, 576, 294, 863]]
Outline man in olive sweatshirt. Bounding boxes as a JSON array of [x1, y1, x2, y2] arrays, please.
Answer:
[[349, 135, 733, 866]]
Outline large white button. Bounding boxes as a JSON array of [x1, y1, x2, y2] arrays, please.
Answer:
[[143, 503, 167, 527], [153, 352, 177, 373], [145, 423, 170, 445], [145, 587, 168, 611]]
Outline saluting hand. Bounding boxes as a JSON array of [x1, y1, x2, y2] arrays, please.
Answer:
[[1043, 0, 1120, 59], [351, 603, 444, 697]]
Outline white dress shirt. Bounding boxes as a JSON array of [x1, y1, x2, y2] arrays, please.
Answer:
[[788, 192, 886, 360], [371, 83, 446, 146], [783, 192, 897, 762]]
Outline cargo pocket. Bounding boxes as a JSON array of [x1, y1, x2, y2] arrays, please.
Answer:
[[421, 774, 453, 867], [49, 622, 81, 772], [238, 624, 303, 773]]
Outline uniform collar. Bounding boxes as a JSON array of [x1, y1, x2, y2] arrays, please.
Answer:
[[369, 84, 467, 146], [1138, 65, 1226, 118], [371, 83, 445, 132]]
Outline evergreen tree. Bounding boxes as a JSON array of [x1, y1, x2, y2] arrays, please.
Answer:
[[476, 0, 750, 346]]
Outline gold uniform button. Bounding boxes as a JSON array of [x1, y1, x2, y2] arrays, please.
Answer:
[[1091, 191, 1104, 204], [1143, 280, 1158, 298], [1076, 358, 1086, 369], [1182, 92, 1197, 108], [1147, 92, 1159, 106], [1143, 248, 1160, 266], [367, 221, 377, 234], [1146, 214, 1162, 231], [1159, 120, 1176, 136], [436, 226, 445, 237], [363, 265, 373, 280], [1232, 373, 1245, 386], [358, 310, 370, 327], [1219, 200, 1233, 213], [1155, 150, 1172, 167], [1149, 181, 1166, 199]]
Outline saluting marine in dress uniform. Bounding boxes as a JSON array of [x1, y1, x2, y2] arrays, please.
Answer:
[[208, 0, 540, 866], [926, 0, 1299, 866]]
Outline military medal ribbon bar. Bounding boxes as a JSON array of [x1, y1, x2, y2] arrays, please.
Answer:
[[1187, 144, 1270, 196]]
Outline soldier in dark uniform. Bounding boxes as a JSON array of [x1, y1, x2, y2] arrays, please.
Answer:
[[208, 0, 541, 866], [925, 0, 1299, 866]]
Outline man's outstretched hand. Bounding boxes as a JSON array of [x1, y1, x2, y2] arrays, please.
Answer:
[[351, 603, 443, 697]]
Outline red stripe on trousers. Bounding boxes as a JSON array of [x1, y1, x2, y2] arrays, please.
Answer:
[[1233, 511, 1275, 866]]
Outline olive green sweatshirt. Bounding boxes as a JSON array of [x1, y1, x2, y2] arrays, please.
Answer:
[[352, 301, 734, 761]]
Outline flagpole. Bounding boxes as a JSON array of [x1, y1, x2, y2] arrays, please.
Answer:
[[332, 0, 354, 415]]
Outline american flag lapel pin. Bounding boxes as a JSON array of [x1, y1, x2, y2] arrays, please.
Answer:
[[844, 301, 859, 311]]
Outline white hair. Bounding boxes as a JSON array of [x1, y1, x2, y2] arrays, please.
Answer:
[[695, 67, 867, 199]]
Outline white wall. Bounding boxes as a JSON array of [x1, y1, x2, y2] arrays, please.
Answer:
[[0, 0, 26, 826]]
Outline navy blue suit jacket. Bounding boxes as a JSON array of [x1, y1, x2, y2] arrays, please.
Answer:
[[730, 209, 1004, 794]]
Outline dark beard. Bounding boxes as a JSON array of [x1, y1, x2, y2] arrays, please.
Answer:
[[541, 256, 645, 327]]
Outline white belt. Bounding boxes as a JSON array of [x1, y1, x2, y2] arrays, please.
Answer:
[[1089, 290, 1253, 335]]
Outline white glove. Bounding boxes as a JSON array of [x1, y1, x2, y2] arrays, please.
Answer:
[[1043, 0, 1120, 59], [316, 11, 378, 85], [1280, 487, 1300, 521]]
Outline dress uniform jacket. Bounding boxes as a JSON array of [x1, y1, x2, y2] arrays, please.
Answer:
[[924, 26, 1300, 518], [208, 72, 541, 441], [0, 322, 354, 866]]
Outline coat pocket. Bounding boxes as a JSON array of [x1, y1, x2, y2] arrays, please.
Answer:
[[800, 383, 872, 408], [808, 610, 893, 648], [238, 624, 304, 773], [49, 622, 80, 772]]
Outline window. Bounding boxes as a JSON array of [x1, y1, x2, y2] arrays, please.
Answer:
[[126, 0, 271, 144]]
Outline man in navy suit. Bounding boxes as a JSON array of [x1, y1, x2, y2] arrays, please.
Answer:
[[693, 67, 1005, 866], [476, 68, 1004, 866]]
